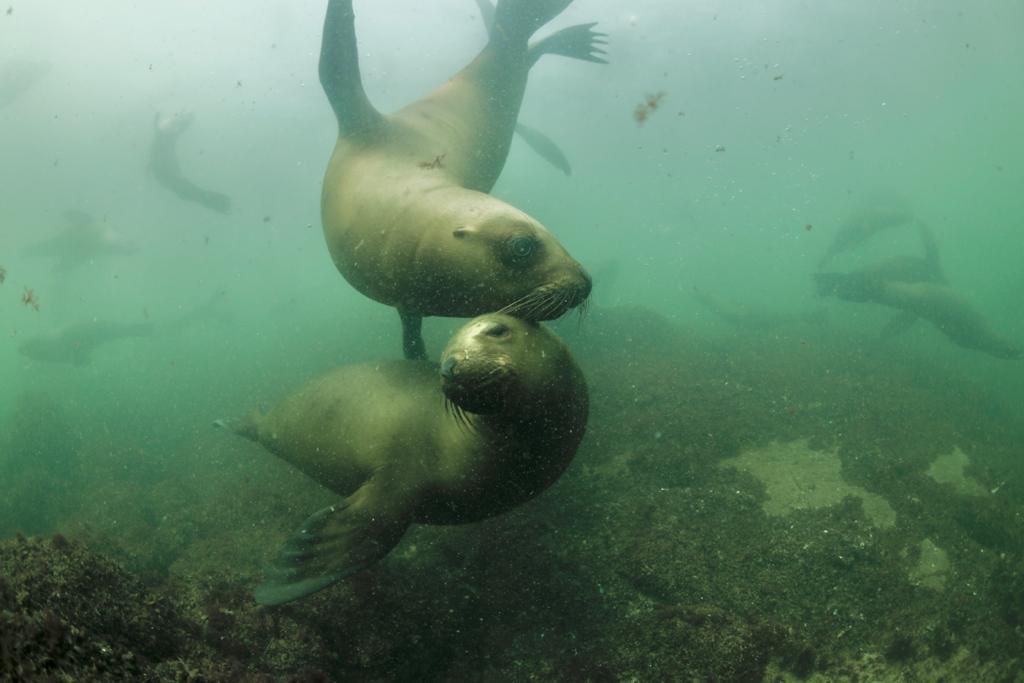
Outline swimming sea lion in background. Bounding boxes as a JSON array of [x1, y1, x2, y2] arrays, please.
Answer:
[[25, 210, 137, 273], [18, 320, 153, 366], [318, 0, 602, 359], [815, 272, 1022, 360], [17, 291, 231, 366], [229, 313, 589, 605], [816, 219, 951, 340], [148, 112, 232, 215], [817, 195, 915, 270]]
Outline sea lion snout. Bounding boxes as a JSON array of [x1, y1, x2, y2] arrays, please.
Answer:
[[439, 316, 524, 413]]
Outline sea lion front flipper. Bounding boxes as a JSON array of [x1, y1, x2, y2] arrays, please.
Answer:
[[255, 479, 412, 606], [513, 122, 572, 175], [399, 309, 427, 361], [319, 0, 383, 135]]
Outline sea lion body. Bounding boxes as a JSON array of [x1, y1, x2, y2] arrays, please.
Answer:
[[236, 313, 588, 604], [318, 0, 604, 357]]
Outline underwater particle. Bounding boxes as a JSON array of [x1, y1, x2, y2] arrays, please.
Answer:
[[417, 153, 446, 169], [262, 215, 271, 223], [5, 7, 11, 16], [0, 265, 6, 284], [633, 91, 666, 126], [773, 74, 784, 81], [714, 145, 726, 152], [22, 286, 40, 311], [804, 224, 813, 232]]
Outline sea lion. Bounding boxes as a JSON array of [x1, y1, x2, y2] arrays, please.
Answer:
[[231, 313, 589, 605], [148, 112, 232, 215], [26, 210, 137, 273], [18, 320, 153, 366], [818, 195, 915, 270], [815, 271, 1021, 360], [18, 292, 230, 366], [318, 0, 603, 359]]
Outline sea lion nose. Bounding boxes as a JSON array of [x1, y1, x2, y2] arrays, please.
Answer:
[[580, 269, 593, 298], [440, 356, 458, 379]]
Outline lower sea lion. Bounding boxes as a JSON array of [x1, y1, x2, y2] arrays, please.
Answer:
[[318, 0, 603, 359], [231, 313, 589, 605]]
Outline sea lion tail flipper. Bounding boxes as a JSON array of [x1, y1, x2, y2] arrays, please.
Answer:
[[254, 481, 411, 606], [319, 0, 383, 134], [513, 122, 572, 175], [527, 22, 608, 64]]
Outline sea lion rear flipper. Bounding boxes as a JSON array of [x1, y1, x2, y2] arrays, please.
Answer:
[[319, 0, 384, 134], [527, 22, 608, 64], [399, 310, 427, 361], [513, 122, 572, 175], [255, 480, 411, 606]]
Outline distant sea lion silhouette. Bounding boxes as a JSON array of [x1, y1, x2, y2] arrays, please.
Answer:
[[815, 226, 1021, 361], [148, 112, 232, 215], [818, 195, 915, 270], [25, 210, 136, 273], [318, 0, 602, 359], [230, 313, 589, 605]]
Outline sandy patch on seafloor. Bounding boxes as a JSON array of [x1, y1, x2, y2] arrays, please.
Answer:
[[720, 438, 897, 528]]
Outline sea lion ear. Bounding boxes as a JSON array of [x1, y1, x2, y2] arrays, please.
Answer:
[[452, 226, 477, 239]]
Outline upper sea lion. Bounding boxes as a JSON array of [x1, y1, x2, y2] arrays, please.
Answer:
[[318, 0, 603, 359], [229, 313, 589, 605]]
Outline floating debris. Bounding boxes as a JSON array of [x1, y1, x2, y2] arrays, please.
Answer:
[[21, 286, 40, 311], [633, 91, 665, 126]]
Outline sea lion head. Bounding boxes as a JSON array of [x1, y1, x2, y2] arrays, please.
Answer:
[[438, 313, 583, 417], [431, 199, 592, 321]]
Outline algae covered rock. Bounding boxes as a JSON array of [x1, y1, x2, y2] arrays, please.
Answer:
[[0, 534, 189, 680]]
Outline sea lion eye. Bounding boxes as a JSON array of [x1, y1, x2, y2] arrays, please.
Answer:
[[485, 323, 511, 338], [503, 235, 537, 265]]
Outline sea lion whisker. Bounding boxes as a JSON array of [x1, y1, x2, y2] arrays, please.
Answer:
[[540, 291, 564, 319], [503, 290, 544, 317]]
